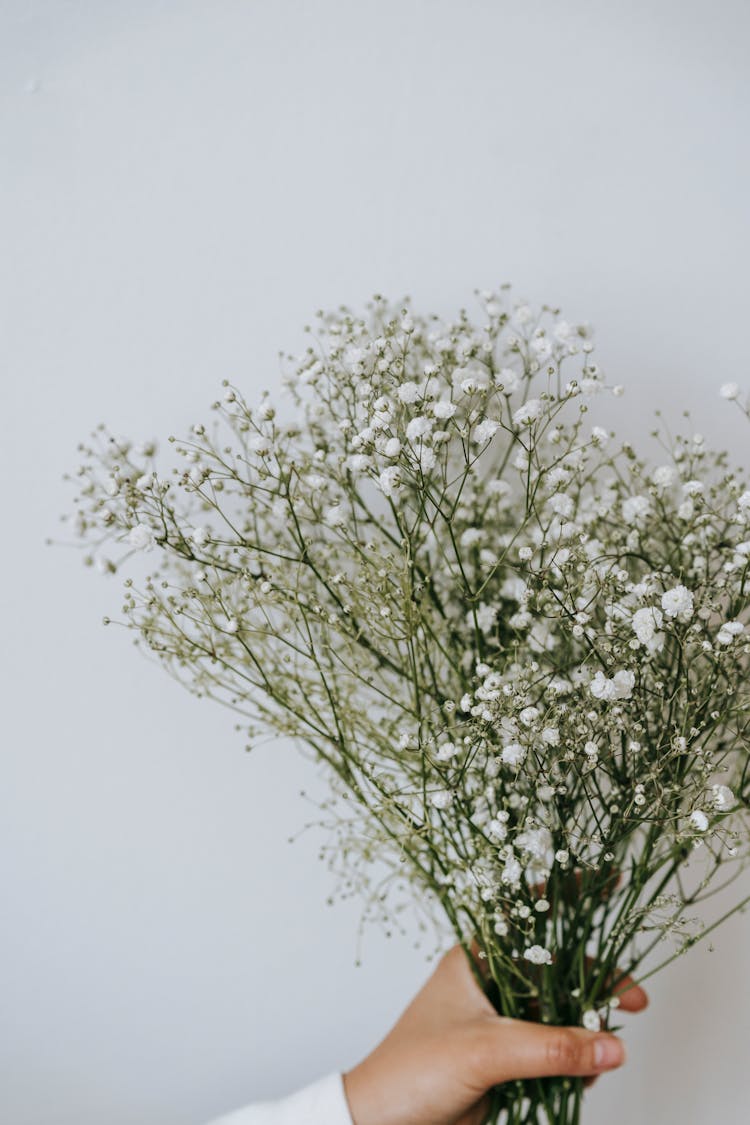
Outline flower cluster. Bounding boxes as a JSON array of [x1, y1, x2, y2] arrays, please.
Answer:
[[61, 288, 750, 1125]]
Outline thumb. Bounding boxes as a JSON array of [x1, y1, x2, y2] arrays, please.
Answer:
[[477, 1017, 626, 1084]]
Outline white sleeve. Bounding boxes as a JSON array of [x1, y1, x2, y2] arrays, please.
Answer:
[[204, 1072, 353, 1125]]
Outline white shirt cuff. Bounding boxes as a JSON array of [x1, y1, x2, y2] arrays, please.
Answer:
[[205, 1072, 353, 1125]]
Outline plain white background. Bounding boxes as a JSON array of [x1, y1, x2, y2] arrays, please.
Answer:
[[2, 1, 750, 1122]]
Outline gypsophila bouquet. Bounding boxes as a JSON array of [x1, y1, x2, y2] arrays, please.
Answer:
[[60, 289, 750, 1124]]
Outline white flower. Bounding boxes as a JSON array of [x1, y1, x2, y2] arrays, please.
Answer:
[[379, 467, 402, 498], [661, 584, 694, 622], [530, 335, 551, 359], [383, 437, 402, 458], [589, 668, 635, 702], [516, 826, 554, 868], [717, 620, 744, 645], [720, 382, 740, 400], [396, 381, 421, 404], [432, 399, 457, 419], [473, 418, 500, 444], [523, 944, 553, 966], [435, 742, 459, 762], [689, 809, 709, 832], [419, 446, 437, 472], [632, 606, 664, 651], [622, 495, 651, 524], [474, 603, 497, 635], [487, 818, 508, 841], [591, 426, 609, 446], [711, 785, 734, 810], [406, 415, 433, 441], [501, 856, 522, 885], [498, 367, 520, 392], [682, 480, 704, 495], [738, 491, 750, 511], [345, 454, 372, 473], [582, 1010, 601, 1032], [225, 618, 239, 634], [191, 526, 210, 547], [652, 465, 676, 489], [128, 524, 156, 551], [430, 790, 453, 810], [501, 742, 526, 767], [519, 706, 540, 727], [548, 493, 575, 518], [513, 399, 541, 426], [541, 726, 560, 746]]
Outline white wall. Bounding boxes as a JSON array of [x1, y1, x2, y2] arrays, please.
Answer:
[[2, 1, 749, 1122]]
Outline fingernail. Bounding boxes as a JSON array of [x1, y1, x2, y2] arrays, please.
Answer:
[[593, 1035, 626, 1070]]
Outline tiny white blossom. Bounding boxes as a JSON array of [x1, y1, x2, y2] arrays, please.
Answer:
[[501, 742, 527, 767], [225, 618, 239, 634], [632, 606, 665, 651], [498, 367, 520, 392], [689, 809, 709, 832], [622, 495, 651, 524], [396, 381, 421, 404], [720, 382, 740, 400], [523, 944, 553, 966], [406, 415, 433, 441], [661, 584, 694, 622], [519, 706, 540, 727], [435, 741, 459, 762], [652, 465, 676, 489], [432, 399, 457, 419], [345, 454, 372, 473], [589, 668, 635, 702], [513, 399, 542, 426], [465, 604, 493, 637], [430, 790, 453, 810], [383, 437, 402, 458], [473, 418, 500, 444], [717, 620, 744, 645], [128, 524, 156, 551], [501, 856, 522, 885], [191, 526, 210, 547], [711, 784, 734, 810], [379, 467, 402, 498], [582, 1010, 601, 1032]]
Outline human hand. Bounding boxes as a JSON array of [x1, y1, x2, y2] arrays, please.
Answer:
[[342, 945, 648, 1125]]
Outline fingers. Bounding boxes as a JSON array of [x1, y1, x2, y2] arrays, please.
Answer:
[[609, 971, 649, 1013], [480, 1019, 626, 1084]]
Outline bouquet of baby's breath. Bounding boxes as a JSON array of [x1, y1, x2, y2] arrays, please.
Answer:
[[62, 289, 750, 1124]]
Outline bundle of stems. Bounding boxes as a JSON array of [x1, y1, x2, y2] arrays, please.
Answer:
[[62, 289, 750, 1123]]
